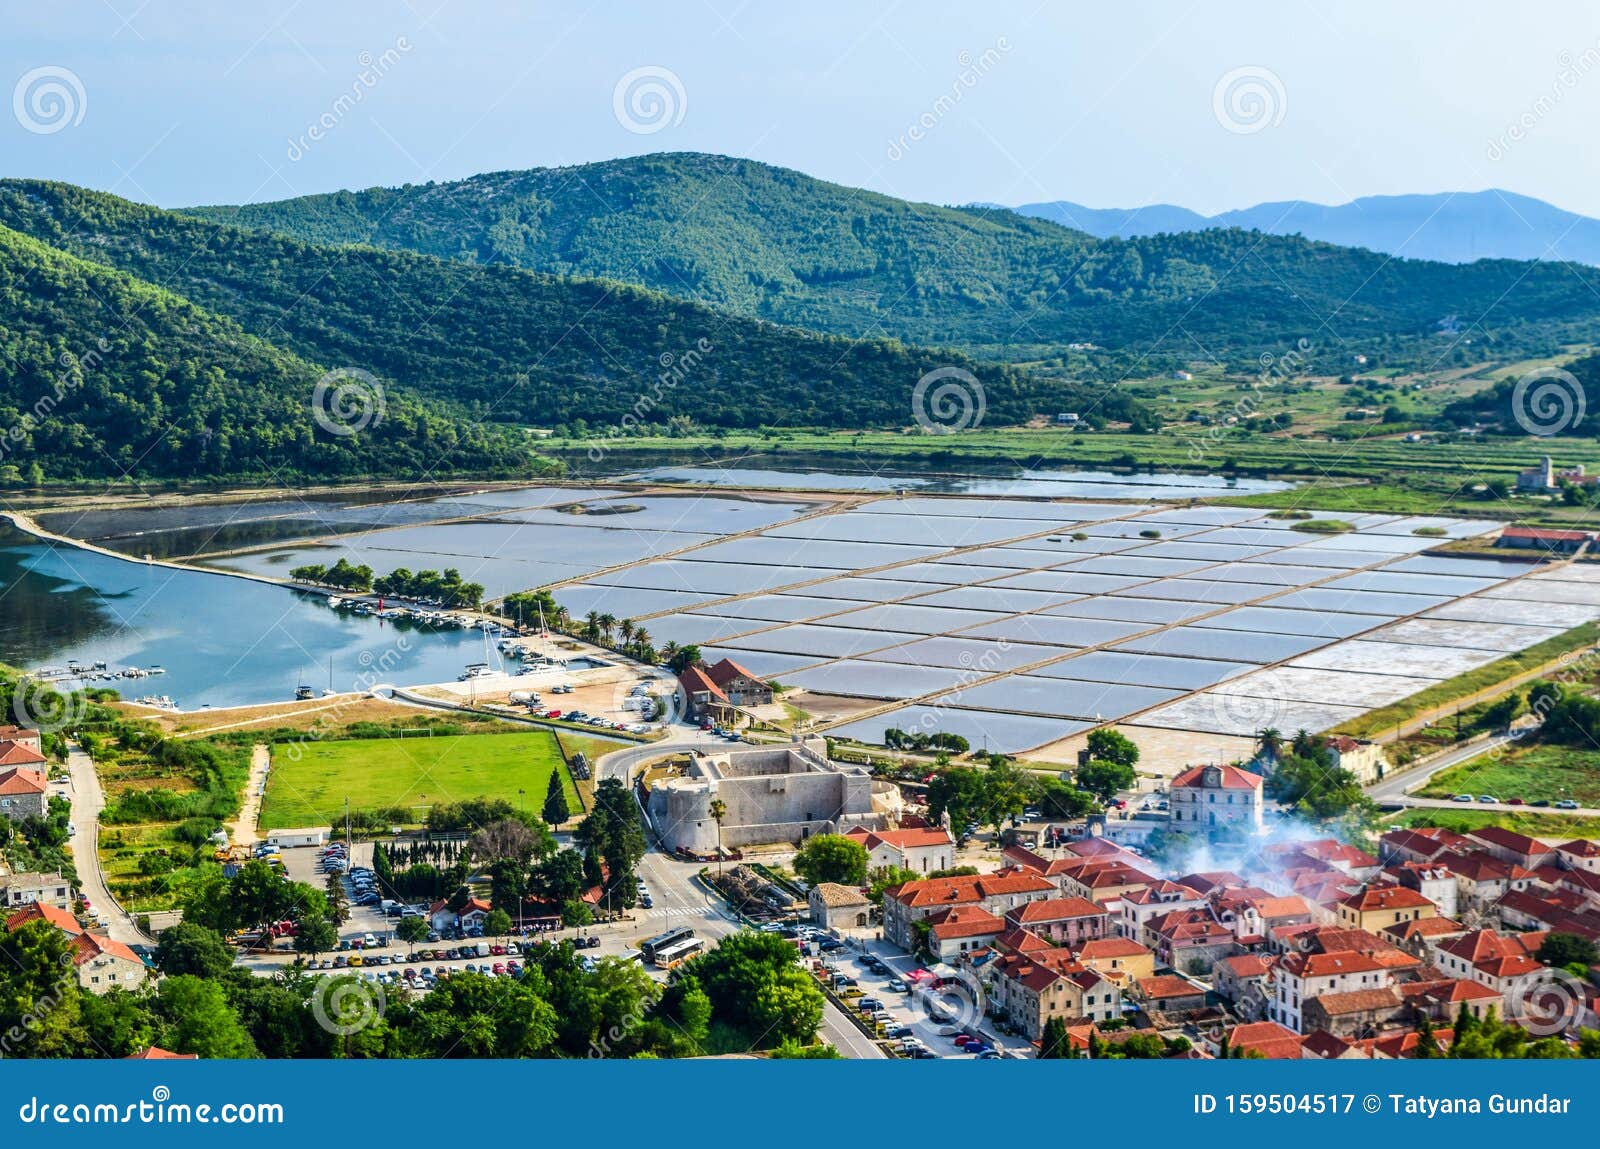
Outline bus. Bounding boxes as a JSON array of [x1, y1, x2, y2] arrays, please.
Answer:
[[651, 936, 704, 969], [641, 927, 696, 964]]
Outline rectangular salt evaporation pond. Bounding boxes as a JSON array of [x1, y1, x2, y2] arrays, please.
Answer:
[[1181, 527, 1299, 549], [1200, 562, 1339, 586], [718, 623, 921, 659], [828, 705, 1090, 755], [990, 570, 1147, 595], [821, 602, 1010, 634], [768, 511, 1063, 549], [1289, 639, 1498, 680], [683, 535, 938, 570], [1241, 548, 1394, 570], [852, 497, 1090, 521], [1362, 516, 1492, 539], [1116, 626, 1331, 663], [1044, 597, 1222, 626], [1077, 520, 1210, 541], [1135, 507, 1271, 528], [1067, 555, 1217, 578], [995, 535, 1151, 559], [1291, 531, 1434, 556], [1130, 693, 1368, 738], [1120, 541, 1278, 563], [1481, 577, 1600, 607], [883, 562, 1021, 585], [958, 614, 1151, 648], [1193, 605, 1385, 639], [552, 584, 719, 619], [501, 494, 814, 534], [946, 675, 1183, 721], [1318, 570, 1502, 598], [1219, 666, 1437, 708], [860, 635, 1063, 671], [689, 594, 869, 623], [1262, 587, 1448, 616], [1363, 617, 1564, 653], [627, 613, 757, 648], [790, 577, 936, 602], [587, 559, 838, 596], [1118, 578, 1285, 605], [782, 659, 978, 700], [1425, 598, 1599, 628], [1028, 650, 1254, 690], [906, 585, 1082, 614], [695, 648, 825, 677], [1382, 554, 1534, 580]]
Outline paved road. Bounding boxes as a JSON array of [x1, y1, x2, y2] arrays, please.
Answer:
[[1366, 730, 1521, 803], [63, 741, 149, 946]]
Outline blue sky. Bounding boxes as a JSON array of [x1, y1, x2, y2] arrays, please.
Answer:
[[6, 2, 1600, 215]]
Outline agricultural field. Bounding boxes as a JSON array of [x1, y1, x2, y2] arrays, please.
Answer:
[[259, 729, 584, 830], [1417, 744, 1600, 808]]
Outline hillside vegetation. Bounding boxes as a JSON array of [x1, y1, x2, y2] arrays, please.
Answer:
[[185, 152, 1600, 368], [0, 179, 1127, 446], [0, 224, 539, 481]]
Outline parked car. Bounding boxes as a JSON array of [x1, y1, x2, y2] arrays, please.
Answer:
[[1452, 793, 1475, 803], [1556, 799, 1581, 809], [1477, 794, 1500, 804]]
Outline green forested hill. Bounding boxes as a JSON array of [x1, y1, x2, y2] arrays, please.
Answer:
[[0, 224, 542, 481], [182, 152, 1600, 365], [0, 180, 1126, 438]]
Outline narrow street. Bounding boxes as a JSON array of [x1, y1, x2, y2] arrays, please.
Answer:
[[63, 741, 149, 946]]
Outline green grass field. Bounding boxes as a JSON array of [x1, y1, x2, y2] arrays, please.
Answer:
[[1391, 807, 1600, 840], [260, 730, 581, 829], [1418, 744, 1600, 807]]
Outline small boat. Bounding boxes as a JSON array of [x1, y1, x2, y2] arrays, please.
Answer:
[[295, 685, 315, 701], [148, 665, 166, 675], [458, 663, 493, 681], [327, 596, 344, 608]]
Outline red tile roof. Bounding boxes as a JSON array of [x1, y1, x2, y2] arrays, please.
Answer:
[[1502, 525, 1591, 543], [884, 870, 1055, 908], [845, 826, 953, 851], [1137, 975, 1205, 1001], [678, 664, 728, 703], [1279, 950, 1388, 979], [6, 901, 82, 935], [704, 658, 767, 688], [1310, 987, 1403, 1015], [1171, 764, 1264, 791], [1006, 896, 1106, 925], [71, 931, 144, 967], [126, 1047, 197, 1060], [926, 905, 1005, 941], [1468, 826, 1554, 857], [0, 765, 46, 795], [1074, 937, 1151, 961], [1339, 884, 1435, 913], [1227, 1021, 1304, 1060], [0, 741, 46, 768]]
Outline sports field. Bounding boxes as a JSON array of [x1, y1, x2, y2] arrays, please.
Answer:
[[260, 729, 582, 829]]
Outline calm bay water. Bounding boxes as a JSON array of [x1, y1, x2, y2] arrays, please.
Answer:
[[0, 524, 495, 710]]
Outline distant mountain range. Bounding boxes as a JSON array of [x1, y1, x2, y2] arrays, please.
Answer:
[[1011, 190, 1600, 266]]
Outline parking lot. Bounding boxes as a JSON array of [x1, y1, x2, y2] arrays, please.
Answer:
[[800, 932, 1034, 1059]]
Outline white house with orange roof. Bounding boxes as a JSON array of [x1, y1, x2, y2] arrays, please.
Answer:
[[1169, 764, 1264, 836], [843, 825, 953, 874]]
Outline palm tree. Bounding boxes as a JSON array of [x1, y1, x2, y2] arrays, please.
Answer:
[[618, 618, 636, 647], [584, 610, 600, 640], [631, 626, 651, 655], [708, 797, 727, 878], [596, 613, 617, 644], [660, 640, 680, 666], [1254, 727, 1284, 762]]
